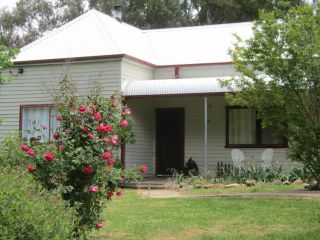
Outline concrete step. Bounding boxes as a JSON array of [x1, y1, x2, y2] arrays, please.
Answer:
[[122, 182, 169, 189]]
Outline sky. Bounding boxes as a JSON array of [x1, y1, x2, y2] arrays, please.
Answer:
[[0, 0, 19, 10], [0, 0, 90, 10]]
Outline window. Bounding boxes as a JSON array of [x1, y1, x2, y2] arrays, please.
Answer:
[[225, 106, 287, 148], [20, 105, 59, 142]]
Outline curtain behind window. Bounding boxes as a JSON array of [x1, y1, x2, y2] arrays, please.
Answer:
[[229, 109, 256, 144], [22, 107, 60, 142]]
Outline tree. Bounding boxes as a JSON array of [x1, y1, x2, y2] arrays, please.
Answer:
[[89, 0, 194, 29], [0, 0, 59, 48], [191, 0, 305, 25], [223, 2, 320, 188]]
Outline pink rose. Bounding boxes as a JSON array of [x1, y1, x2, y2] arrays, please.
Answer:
[[120, 119, 128, 128], [20, 144, 29, 152], [88, 185, 99, 193], [83, 166, 93, 175], [94, 112, 101, 121], [140, 165, 148, 174], [102, 151, 111, 160], [124, 107, 131, 116], [44, 152, 54, 162], [59, 145, 63, 151], [105, 135, 118, 145], [27, 149, 35, 156], [79, 105, 87, 112], [55, 115, 61, 121], [86, 107, 94, 115], [96, 220, 105, 229], [87, 133, 94, 140], [113, 135, 119, 141], [27, 165, 35, 173], [41, 124, 47, 129]]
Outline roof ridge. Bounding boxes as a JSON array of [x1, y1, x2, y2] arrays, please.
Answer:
[[143, 21, 252, 33]]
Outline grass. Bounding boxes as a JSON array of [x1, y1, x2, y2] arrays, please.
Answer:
[[188, 183, 305, 195], [93, 189, 320, 240]]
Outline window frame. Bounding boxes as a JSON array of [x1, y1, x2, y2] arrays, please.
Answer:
[[225, 106, 288, 148], [19, 104, 56, 141]]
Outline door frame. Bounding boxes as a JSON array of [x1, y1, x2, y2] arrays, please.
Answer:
[[155, 108, 185, 175]]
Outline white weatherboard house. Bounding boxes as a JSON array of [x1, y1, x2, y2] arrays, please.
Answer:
[[0, 10, 290, 175]]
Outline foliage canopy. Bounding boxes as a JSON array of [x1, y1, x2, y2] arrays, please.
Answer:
[[223, 2, 320, 188]]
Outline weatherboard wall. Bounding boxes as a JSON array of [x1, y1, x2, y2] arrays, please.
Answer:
[[153, 64, 237, 80], [0, 60, 122, 137]]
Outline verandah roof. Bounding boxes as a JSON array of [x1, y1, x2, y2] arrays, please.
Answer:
[[122, 77, 231, 97]]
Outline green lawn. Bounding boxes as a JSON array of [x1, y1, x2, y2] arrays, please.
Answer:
[[93, 189, 320, 240]]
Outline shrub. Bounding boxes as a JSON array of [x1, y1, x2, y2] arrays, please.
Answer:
[[20, 82, 143, 237], [0, 132, 25, 167], [0, 169, 76, 240]]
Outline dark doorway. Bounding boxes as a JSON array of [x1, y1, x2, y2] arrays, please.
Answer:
[[156, 108, 184, 175]]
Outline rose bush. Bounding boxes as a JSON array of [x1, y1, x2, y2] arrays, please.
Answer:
[[20, 90, 144, 237]]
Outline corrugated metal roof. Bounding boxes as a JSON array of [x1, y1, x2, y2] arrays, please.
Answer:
[[15, 10, 253, 66], [122, 77, 231, 96]]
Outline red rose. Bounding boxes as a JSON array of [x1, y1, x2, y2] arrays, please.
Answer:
[[53, 132, 59, 140], [83, 166, 93, 175], [20, 144, 29, 152], [140, 165, 148, 174], [88, 185, 99, 193], [116, 191, 122, 197], [87, 133, 94, 140], [106, 158, 115, 166], [120, 119, 128, 128], [96, 124, 113, 133], [102, 151, 111, 160], [55, 115, 61, 121], [79, 105, 87, 112], [107, 191, 114, 198], [82, 127, 88, 132], [27, 165, 35, 173], [44, 152, 54, 162], [27, 149, 35, 156], [96, 220, 105, 229], [94, 112, 101, 121], [112, 103, 116, 108]]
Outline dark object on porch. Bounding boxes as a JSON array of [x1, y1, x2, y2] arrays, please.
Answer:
[[184, 157, 198, 176], [217, 161, 233, 177]]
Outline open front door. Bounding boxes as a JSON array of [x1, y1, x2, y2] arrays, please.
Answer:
[[156, 108, 184, 175]]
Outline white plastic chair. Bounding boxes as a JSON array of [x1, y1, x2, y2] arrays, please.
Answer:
[[231, 149, 245, 171], [261, 148, 274, 170]]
